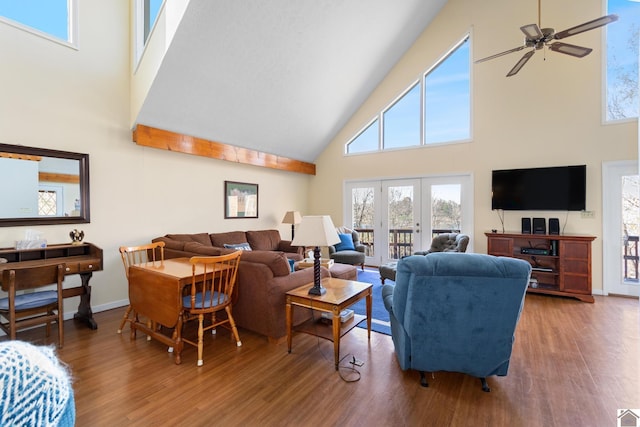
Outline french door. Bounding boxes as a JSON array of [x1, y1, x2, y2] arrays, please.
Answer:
[[344, 174, 473, 266], [603, 160, 640, 297]]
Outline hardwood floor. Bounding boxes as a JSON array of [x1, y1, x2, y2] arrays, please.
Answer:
[[8, 294, 640, 427]]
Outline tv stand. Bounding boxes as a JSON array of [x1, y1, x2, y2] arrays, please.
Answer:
[[485, 232, 596, 303]]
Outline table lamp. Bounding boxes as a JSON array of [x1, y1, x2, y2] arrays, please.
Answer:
[[291, 215, 340, 295], [281, 211, 302, 240]]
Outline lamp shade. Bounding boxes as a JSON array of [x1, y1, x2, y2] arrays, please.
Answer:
[[291, 215, 340, 247], [281, 211, 302, 225]]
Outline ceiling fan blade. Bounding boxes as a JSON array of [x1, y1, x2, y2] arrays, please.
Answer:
[[554, 14, 619, 40], [506, 50, 535, 77], [521, 24, 543, 40], [475, 45, 526, 64], [548, 42, 593, 58]]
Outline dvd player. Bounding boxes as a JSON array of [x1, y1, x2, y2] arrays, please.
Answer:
[[521, 247, 549, 255]]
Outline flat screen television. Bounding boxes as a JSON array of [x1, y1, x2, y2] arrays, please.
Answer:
[[491, 165, 586, 211]]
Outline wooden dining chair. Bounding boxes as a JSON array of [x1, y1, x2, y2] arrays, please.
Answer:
[[183, 251, 242, 366], [117, 241, 165, 334], [0, 264, 65, 348]]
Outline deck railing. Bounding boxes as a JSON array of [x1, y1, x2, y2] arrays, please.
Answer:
[[624, 235, 639, 282], [357, 229, 639, 280], [355, 228, 460, 259]]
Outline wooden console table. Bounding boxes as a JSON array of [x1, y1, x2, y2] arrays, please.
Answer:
[[0, 242, 103, 328]]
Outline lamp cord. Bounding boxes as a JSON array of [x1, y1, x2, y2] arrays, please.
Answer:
[[308, 302, 362, 383]]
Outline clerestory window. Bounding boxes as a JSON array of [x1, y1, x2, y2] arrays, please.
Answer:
[[135, 0, 164, 65], [346, 34, 471, 154], [606, 0, 640, 121], [0, 0, 77, 46]]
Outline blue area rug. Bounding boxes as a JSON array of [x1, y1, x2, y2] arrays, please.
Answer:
[[351, 268, 392, 335]]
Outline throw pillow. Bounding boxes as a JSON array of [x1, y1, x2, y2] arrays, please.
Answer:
[[334, 233, 355, 251], [223, 243, 252, 251]]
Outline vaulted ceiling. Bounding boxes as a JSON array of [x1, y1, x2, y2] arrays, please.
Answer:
[[134, 0, 448, 164]]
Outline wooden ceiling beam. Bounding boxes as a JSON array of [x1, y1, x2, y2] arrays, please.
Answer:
[[132, 124, 316, 175]]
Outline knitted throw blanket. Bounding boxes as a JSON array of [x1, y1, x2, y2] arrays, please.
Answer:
[[0, 341, 75, 426]]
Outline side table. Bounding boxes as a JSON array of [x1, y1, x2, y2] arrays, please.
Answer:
[[286, 277, 372, 370]]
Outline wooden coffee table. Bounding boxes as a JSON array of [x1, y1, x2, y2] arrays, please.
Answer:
[[286, 277, 372, 370]]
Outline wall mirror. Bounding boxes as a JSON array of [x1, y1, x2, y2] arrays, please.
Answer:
[[0, 143, 90, 227]]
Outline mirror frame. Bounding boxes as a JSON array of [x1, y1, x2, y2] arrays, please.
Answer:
[[0, 143, 90, 227]]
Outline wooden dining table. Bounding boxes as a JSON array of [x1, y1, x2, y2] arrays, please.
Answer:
[[128, 257, 206, 365]]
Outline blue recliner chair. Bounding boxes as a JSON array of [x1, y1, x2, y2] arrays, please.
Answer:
[[382, 252, 531, 392]]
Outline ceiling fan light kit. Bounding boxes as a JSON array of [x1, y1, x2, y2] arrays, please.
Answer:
[[475, 1, 618, 77]]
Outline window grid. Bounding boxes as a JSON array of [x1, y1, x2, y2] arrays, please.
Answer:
[[38, 190, 58, 216]]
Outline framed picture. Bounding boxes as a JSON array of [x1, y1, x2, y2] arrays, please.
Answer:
[[224, 181, 259, 219]]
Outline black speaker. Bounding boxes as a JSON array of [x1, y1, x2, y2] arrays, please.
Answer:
[[549, 218, 560, 235], [533, 217, 546, 234], [550, 240, 559, 256], [521, 218, 531, 234]]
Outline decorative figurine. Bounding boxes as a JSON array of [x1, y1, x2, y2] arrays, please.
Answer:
[[70, 229, 84, 245]]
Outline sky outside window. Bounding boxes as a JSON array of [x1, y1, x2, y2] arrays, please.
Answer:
[[0, 0, 69, 41], [607, 0, 640, 121]]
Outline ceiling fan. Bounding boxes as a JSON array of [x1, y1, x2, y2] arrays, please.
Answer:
[[475, 0, 618, 77]]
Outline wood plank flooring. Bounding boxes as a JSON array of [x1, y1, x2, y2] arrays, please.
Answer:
[[7, 294, 640, 427]]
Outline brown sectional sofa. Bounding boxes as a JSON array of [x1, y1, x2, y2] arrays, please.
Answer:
[[152, 230, 329, 341]]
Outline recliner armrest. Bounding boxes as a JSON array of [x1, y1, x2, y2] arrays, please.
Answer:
[[382, 283, 395, 314]]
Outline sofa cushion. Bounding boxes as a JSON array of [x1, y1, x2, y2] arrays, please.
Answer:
[[210, 231, 248, 248], [153, 236, 186, 251], [224, 243, 252, 251], [246, 230, 282, 251], [335, 233, 355, 251], [183, 242, 223, 256], [166, 233, 212, 247]]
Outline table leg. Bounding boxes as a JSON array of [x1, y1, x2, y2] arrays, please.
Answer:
[[286, 297, 293, 353], [332, 308, 340, 370], [366, 291, 372, 340], [73, 272, 97, 330], [173, 315, 184, 365]]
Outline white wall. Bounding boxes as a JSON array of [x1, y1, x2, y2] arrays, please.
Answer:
[[310, 0, 638, 293], [0, 1, 309, 312]]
